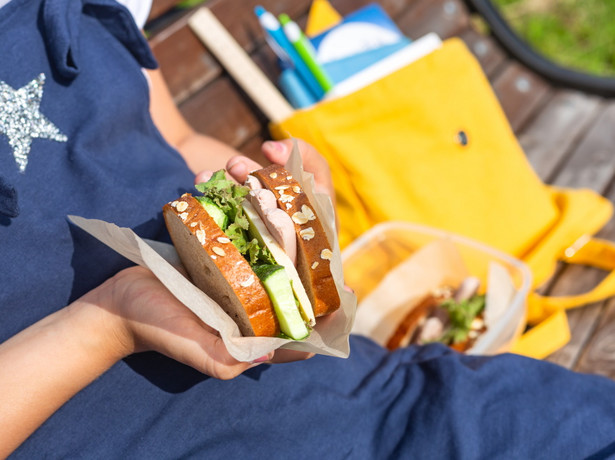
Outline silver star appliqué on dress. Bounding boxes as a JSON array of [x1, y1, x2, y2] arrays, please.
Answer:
[[0, 73, 67, 173]]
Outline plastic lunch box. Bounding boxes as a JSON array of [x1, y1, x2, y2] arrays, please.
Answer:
[[341, 222, 532, 355]]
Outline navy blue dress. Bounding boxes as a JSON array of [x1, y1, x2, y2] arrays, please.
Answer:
[[2, 1, 615, 458]]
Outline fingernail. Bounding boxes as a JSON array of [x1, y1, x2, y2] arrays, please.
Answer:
[[228, 160, 247, 178], [195, 170, 213, 184], [263, 141, 286, 153], [226, 155, 241, 168], [251, 353, 273, 364]]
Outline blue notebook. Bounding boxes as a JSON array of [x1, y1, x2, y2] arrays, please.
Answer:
[[309, 3, 410, 84]]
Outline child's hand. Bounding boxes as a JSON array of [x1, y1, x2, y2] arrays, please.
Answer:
[[195, 139, 336, 208], [87, 266, 272, 380]]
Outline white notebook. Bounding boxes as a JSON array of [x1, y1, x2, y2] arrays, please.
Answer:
[[324, 32, 443, 100]]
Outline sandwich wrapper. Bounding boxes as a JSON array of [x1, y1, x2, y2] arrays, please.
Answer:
[[69, 141, 356, 362], [351, 238, 518, 354]]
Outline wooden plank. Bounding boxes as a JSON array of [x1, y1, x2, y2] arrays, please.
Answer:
[[149, 0, 183, 22], [491, 61, 551, 133], [500, 91, 602, 303], [548, 239, 612, 369], [396, 0, 470, 40], [542, 101, 615, 369], [518, 90, 602, 182], [551, 102, 615, 190], [586, 167, 615, 252], [511, 91, 605, 301], [207, 0, 313, 51], [568, 164, 615, 375], [331, 0, 412, 18], [150, 14, 222, 103], [547, 303, 604, 370], [575, 298, 615, 379], [459, 28, 506, 79], [179, 77, 265, 149]]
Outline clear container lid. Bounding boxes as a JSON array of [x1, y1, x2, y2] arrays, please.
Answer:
[[341, 222, 532, 355]]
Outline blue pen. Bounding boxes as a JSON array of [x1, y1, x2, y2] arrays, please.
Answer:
[[255, 6, 323, 100]]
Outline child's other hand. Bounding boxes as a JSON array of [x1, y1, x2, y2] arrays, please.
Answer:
[[196, 139, 336, 209], [87, 266, 272, 380]]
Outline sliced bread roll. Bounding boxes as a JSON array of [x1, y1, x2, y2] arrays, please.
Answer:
[[163, 194, 279, 337]]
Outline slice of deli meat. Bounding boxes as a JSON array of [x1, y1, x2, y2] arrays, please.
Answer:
[[248, 188, 297, 264]]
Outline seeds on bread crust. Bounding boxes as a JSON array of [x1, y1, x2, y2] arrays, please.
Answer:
[[240, 275, 255, 288], [279, 193, 294, 203], [300, 227, 315, 240], [292, 211, 309, 225], [162, 194, 279, 337], [301, 205, 315, 220], [196, 229, 206, 245]]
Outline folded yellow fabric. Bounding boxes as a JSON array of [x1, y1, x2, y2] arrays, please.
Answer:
[[271, 38, 615, 359]]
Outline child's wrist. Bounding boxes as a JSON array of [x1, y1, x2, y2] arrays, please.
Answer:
[[69, 279, 135, 363]]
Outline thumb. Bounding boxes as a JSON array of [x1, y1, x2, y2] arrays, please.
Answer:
[[226, 155, 263, 184], [263, 139, 335, 202], [194, 170, 213, 185], [261, 139, 292, 165]]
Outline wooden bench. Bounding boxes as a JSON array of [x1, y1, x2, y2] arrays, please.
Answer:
[[146, 0, 615, 378]]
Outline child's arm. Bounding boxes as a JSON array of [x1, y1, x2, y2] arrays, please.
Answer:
[[0, 266, 263, 458], [146, 68, 240, 173]]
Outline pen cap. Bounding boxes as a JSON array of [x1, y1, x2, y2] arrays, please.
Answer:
[[279, 14, 314, 53], [279, 13, 334, 93], [255, 6, 324, 99]]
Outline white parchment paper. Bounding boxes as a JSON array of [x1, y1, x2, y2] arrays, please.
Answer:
[[352, 239, 468, 345], [69, 141, 356, 362]]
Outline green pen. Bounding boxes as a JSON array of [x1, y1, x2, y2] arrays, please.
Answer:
[[279, 13, 334, 93]]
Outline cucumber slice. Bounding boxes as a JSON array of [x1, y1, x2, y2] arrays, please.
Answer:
[[243, 201, 315, 326], [253, 265, 310, 340], [196, 197, 229, 229]]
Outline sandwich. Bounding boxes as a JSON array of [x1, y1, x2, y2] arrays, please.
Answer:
[[386, 277, 486, 352], [163, 164, 340, 340]]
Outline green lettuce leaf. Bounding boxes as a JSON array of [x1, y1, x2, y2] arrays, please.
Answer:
[[438, 294, 486, 345], [195, 170, 276, 266], [195, 170, 248, 222]]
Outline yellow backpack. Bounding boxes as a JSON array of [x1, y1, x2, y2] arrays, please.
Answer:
[[271, 39, 615, 359]]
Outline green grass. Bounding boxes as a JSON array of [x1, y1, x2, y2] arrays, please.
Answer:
[[492, 0, 615, 77]]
